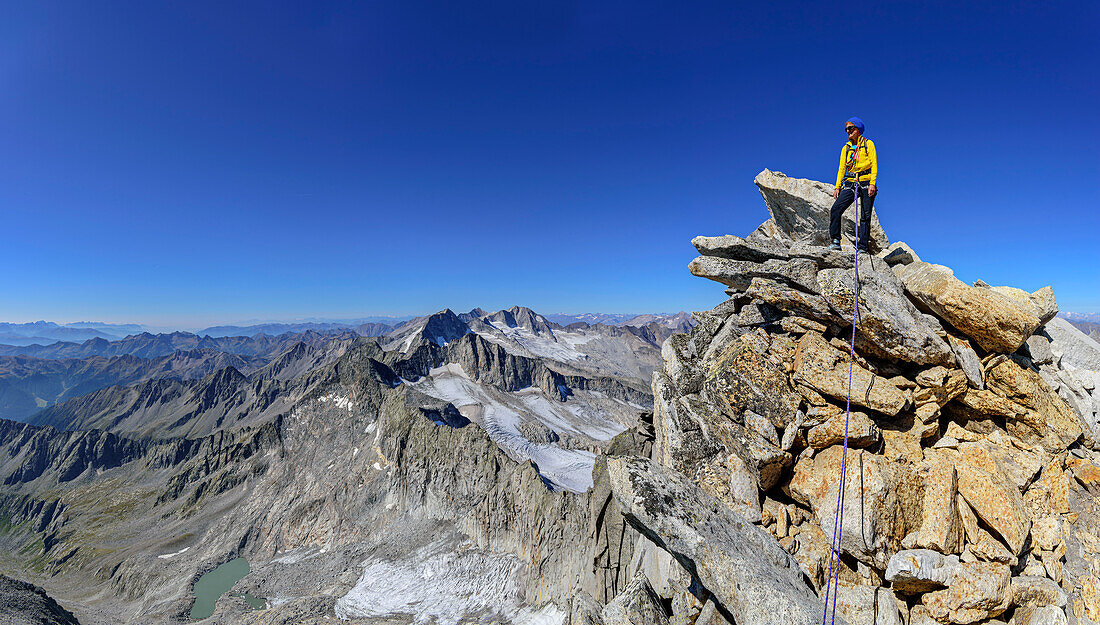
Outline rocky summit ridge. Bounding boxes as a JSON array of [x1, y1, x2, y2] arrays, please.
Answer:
[[3, 170, 1100, 625], [646, 169, 1100, 624]]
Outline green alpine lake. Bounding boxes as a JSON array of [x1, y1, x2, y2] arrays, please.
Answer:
[[189, 558, 266, 619]]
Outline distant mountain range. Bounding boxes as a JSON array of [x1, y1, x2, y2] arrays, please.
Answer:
[[0, 349, 268, 422], [0, 321, 145, 346], [195, 319, 408, 337], [543, 312, 693, 330], [0, 331, 360, 422], [1063, 313, 1100, 343], [0, 329, 357, 360], [0, 312, 691, 345], [0, 306, 689, 428], [0, 298, 659, 622], [1062, 312, 1100, 323], [28, 334, 368, 439]]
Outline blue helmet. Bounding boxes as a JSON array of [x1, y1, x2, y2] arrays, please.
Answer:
[[846, 117, 865, 132]]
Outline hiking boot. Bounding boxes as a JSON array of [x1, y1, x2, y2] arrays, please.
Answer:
[[829, 239, 841, 251], [857, 244, 870, 253]]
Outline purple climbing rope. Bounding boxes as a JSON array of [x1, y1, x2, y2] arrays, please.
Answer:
[[821, 178, 863, 625]]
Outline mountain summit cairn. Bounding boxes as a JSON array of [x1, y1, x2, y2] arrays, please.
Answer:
[[639, 169, 1100, 624]]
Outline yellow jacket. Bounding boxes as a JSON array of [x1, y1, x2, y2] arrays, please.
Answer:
[[834, 137, 877, 188]]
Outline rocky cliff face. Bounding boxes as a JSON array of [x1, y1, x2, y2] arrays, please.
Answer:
[[0, 574, 82, 624], [632, 169, 1100, 624]]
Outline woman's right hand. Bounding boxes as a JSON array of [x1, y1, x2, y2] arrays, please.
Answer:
[[834, 187, 840, 199]]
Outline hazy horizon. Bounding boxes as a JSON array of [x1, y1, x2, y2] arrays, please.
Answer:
[[0, 307, 695, 334]]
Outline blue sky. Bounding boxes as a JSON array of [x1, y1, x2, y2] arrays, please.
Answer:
[[2, 1, 1097, 328]]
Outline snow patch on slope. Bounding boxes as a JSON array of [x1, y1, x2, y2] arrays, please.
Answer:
[[335, 538, 566, 625], [408, 364, 628, 492], [156, 546, 190, 560], [317, 393, 355, 411], [480, 320, 593, 363]]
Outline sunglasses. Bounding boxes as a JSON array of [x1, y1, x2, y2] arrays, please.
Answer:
[[845, 126, 859, 133]]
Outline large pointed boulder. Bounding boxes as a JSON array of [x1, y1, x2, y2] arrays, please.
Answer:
[[753, 169, 889, 253]]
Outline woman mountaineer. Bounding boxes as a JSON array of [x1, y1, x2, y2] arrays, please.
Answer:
[[829, 117, 878, 252]]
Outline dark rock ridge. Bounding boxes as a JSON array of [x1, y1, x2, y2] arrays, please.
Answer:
[[380, 309, 470, 352], [0, 574, 81, 625], [0, 350, 267, 422], [352, 321, 393, 337], [27, 338, 380, 440], [0, 420, 150, 487]]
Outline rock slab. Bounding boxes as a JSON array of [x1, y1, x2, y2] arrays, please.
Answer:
[[816, 266, 954, 366], [895, 262, 1041, 354], [607, 456, 834, 625]]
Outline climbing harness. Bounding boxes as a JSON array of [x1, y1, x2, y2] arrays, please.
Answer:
[[821, 175, 865, 625]]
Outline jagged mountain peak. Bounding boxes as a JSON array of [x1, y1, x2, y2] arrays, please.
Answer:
[[481, 306, 556, 336], [427, 308, 460, 321], [622, 311, 695, 332], [201, 364, 248, 387], [421, 310, 469, 341], [457, 307, 489, 323], [382, 309, 471, 354]]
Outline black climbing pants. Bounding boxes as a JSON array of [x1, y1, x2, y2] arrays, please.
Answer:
[[829, 181, 875, 250]]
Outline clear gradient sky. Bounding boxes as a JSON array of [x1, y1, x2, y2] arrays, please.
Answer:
[[2, 1, 1097, 328]]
